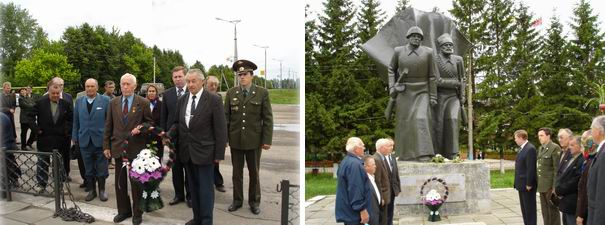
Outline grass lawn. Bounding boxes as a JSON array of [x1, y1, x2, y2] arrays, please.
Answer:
[[305, 173, 337, 200], [268, 89, 299, 104], [490, 169, 515, 189], [305, 170, 516, 200]]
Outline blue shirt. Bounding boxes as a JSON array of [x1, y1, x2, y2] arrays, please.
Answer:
[[122, 95, 134, 112]]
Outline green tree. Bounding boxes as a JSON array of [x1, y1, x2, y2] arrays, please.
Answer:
[[569, 0, 605, 97], [395, 0, 410, 13], [153, 46, 186, 88], [190, 60, 206, 74], [0, 2, 48, 78], [474, 0, 516, 146], [13, 49, 79, 93]]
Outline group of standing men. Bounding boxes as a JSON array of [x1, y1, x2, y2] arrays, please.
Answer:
[[514, 116, 605, 225], [335, 137, 401, 225], [0, 59, 273, 225]]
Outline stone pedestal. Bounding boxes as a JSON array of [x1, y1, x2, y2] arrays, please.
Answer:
[[395, 160, 491, 217]]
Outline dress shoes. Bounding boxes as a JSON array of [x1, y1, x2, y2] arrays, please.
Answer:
[[185, 219, 197, 225], [169, 197, 184, 205], [228, 204, 242, 212], [132, 216, 142, 225], [216, 185, 226, 192], [113, 213, 132, 223], [251, 206, 261, 215]]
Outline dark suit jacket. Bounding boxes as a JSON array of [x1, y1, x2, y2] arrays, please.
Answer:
[[160, 87, 185, 131], [555, 154, 584, 214], [29, 95, 72, 151], [389, 155, 401, 197], [172, 90, 227, 165], [18, 95, 35, 123], [514, 142, 537, 191], [0, 92, 16, 114], [372, 153, 391, 205], [587, 143, 605, 225], [103, 95, 152, 159], [367, 178, 380, 225]]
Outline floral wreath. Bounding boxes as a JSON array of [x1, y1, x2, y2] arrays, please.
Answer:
[[419, 177, 449, 202], [120, 122, 177, 175]]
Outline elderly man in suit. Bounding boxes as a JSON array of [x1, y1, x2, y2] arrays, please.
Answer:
[[587, 115, 605, 225], [29, 82, 73, 195], [363, 155, 381, 225], [161, 66, 191, 207], [537, 127, 562, 225], [72, 78, 110, 201], [555, 135, 584, 225], [514, 129, 537, 225], [103, 73, 152, 225], [225, 59, 273, 215], [372, 139, 391, 225], [170, 69, 227, 225]]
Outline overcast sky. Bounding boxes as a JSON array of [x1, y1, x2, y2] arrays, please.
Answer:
[[4, 0, 303, 81], [306, 0, 605, 38]]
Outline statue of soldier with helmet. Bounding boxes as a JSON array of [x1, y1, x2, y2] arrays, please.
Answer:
[[387, 26, 437, 162]]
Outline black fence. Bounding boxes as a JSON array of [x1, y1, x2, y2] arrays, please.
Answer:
[[0, 148, 63, 212], [277, 179, 300, 225]]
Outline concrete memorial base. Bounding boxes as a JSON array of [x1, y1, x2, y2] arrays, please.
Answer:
[[395, 160, 491, 217]]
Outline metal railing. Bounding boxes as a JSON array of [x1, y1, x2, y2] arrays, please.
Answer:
[[277, 179, 300, 225], [0, 148, 62, 210]]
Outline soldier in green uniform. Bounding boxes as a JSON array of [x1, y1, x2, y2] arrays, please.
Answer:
[[536, 127, 562, 225], [225, 59, 273, 215]]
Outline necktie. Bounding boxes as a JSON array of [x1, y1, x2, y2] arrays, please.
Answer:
[[122, 98, 129, 123], [243, 89, 248, 97], [178, 88, 183, 97], [388, 155, 394, 172], [190, 95, 197, 115]]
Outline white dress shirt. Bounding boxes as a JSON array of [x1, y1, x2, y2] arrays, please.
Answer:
[[367, 173, 381, 204], [185, 89, 203, 127]]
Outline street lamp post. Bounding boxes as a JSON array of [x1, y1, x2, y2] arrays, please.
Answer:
[[216, 17, 241, 88], [253, 44, 269, 89], [272, 58, 283, 89]]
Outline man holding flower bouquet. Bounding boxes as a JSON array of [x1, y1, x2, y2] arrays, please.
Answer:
[[170, 69, 227, 225], [103, 73, 153, 225]]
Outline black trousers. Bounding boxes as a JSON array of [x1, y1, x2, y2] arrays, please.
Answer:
[[186, 162, 214, 225], [20, 122, 35, 149], [519, 189, 537, 225], [387, 192, 395, 225], [172, 159, 190, 200]]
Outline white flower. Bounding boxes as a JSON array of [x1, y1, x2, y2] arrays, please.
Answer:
[[150, 190, 160, 199], [140, 149, 152, 159], [142, 191, 148, 199], [147, 158, 161, 171], [133, 164, 146, 174]]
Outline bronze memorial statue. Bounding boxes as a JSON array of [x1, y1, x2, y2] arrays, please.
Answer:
[[433, 33, 467, 159], [362, 8, 471, 162], [387, 26, 437, 162]]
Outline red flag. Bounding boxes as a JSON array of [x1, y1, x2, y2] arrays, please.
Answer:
[[531, 17, 542, 27]]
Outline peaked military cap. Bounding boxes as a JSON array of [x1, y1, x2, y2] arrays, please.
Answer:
[[232, 59, 258, 73]]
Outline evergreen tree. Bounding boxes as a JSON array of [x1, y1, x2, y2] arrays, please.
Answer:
[[474, 0, 516, 146], [569, 0, 605, 97], [395, 0, 410, 13], [315, 0, 357, 75]]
